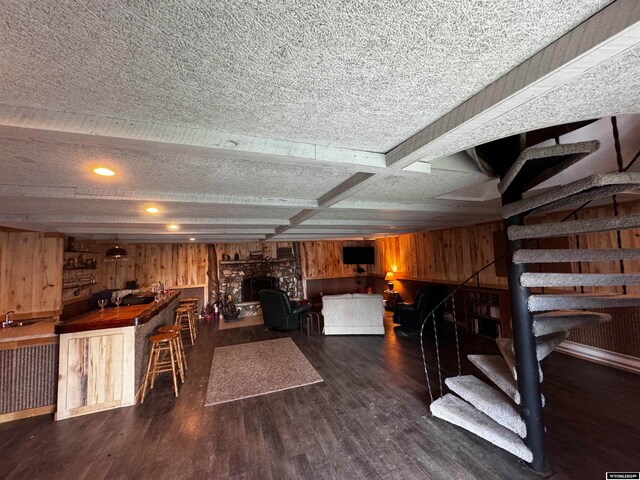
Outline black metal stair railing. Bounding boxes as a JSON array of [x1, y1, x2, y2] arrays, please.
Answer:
[[418, 193, 601, 403], [419, 259, 502, 403]]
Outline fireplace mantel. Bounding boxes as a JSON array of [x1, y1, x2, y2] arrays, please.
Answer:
[[220, 258, 294, 266]]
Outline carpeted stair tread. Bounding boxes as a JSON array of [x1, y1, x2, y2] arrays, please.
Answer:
[[468, 355, 521, 404], [498, 140, 599, 195], [533, 310, 611, 336], [496, 338, 543, 382], [502, 172, 640, 218], [497, 333, 567, 362], [468, 355, 545, 406], [445, 376, 527, 438], [430, 394, 533, 462], [508, 214, 640, 240], [528, 294, 640, 312], [532, 184, 638, 217], [535, 331, 569, 360], [513, 248, 640, 264], [520, 272, 640, 287]]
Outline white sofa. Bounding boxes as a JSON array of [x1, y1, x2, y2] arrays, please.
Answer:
[[321, 293, 385, 335]]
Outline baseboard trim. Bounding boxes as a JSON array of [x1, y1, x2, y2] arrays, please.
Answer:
[[0, 405, 55, 424], [556, 340, 640, 375]]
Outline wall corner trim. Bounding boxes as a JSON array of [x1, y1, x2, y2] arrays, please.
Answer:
[[556, 340, 640, 375]]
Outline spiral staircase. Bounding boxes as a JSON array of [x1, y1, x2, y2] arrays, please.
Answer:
[[427, 139, 640, 471]]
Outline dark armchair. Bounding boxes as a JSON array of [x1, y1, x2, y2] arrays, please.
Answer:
[[258, 289, 309, 331], [393, 285, 448, 330]]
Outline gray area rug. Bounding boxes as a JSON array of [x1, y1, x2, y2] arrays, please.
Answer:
[[205, 337, 323, 405]]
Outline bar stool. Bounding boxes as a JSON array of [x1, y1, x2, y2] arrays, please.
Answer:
[[140, 332, 181, 403], [180, 301, 199, 339], [180, 297, 199, 307], [175, 307, 196, 345], [179, 298, 198, 318], [180, 299, 199, 318], [158, 324, 188, 372]]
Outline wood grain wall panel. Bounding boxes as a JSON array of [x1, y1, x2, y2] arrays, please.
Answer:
[[370, 200, 640, 358], [372, 221, 508, 289], [373, 201, 640, 294], [577, 204, 623, 294], [0, 231, 63, 317], [300, 240, 372, 279], [618, 200, 640, 295], [101, 243, 208, 289]]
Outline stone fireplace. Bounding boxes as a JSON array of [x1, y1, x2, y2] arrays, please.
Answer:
[[219, 258, 301, 317]]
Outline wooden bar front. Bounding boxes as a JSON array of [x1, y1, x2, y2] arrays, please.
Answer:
[[55, 292, 180, 420]]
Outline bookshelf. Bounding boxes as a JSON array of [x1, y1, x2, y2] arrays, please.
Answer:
[[462, 287, 512, 339]]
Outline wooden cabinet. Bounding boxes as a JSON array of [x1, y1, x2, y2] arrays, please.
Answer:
[[462, 287, 512, 339]]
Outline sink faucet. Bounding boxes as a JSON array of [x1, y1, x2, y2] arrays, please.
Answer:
[[2, 311, 15, 328]]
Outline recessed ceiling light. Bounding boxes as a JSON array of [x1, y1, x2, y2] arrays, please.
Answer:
[[189, 238, 196, 241], [168, 224, 179, 230], [145, 207, 160, 213], [93, 167, 115, 176]]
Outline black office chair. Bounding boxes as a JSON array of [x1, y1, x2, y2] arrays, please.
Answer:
[[258, 289, 309, 331], [393, 285, 448, 330]]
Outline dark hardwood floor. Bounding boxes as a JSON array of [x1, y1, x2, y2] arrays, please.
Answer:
[[1, 314, 639, 479]]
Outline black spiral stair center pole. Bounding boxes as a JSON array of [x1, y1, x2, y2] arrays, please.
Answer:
[[503, 189, 549, 475]]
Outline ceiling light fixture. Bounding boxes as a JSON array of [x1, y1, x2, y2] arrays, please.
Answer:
[[145, 207, 159, 213], [168, 224, 179, 230], [189, 238, 196, 241], [93, 167, 115, 176], [105, 235, 128, 258]]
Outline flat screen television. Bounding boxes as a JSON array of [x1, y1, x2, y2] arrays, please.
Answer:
[[342, 246, 375, 265]]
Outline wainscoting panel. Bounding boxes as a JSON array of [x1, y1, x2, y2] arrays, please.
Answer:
[[56, 327, 135, 420], [0, 343, 58, 415]]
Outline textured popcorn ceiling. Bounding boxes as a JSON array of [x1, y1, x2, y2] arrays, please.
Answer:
[[1, 0, 638, 242], [348, 168, 489, 203], [0, 0, 610, 152], [416, 43, 640, 163], [0, 137, 351, 200]]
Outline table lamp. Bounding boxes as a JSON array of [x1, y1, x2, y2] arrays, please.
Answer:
[[385, 271, 395, 291]]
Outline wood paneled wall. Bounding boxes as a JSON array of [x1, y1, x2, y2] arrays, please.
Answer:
[[101, 243, 208, 289], [373, 222, 506, 288], [0, 231, 63, 318], [300, 240, 373, 279], [373, 200, 640, 293], [99, 240, 376, 292], [100, 241, 292, 290], [371, 200, 640, 358]]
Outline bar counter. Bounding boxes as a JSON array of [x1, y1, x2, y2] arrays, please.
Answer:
[[55, 291, 182, 420], [55, 290, 181, 334]]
